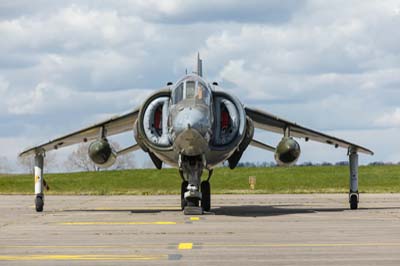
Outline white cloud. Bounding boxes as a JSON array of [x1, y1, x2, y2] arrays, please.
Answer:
[[0, 76, 9, 94], [1, 1, 400, 170], [375, 108, 400, 128]]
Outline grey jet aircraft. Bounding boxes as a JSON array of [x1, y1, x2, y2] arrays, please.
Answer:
[[20, 55, 373, 215]]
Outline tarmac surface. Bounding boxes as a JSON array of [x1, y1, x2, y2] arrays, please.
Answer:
[[1, 194, 400, 265]]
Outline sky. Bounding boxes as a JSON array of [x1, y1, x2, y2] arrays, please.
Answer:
[[1, 0, 400, 172]]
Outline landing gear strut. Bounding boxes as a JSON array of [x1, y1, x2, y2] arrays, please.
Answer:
[[348, 147, 359, 210], [34, 153, 45, 212]]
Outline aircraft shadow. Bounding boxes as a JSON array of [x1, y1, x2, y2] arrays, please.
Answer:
[[62, 209, 181, 214], [60, 206, 400, 216], [209, 205, 400, 217]]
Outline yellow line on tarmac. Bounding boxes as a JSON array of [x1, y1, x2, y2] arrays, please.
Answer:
[[59, 221, 177, 225], [94, 206, 179, 211], [202, 242, 400, 248], [190, 217, 200, 221], [0, 254, 167, 261], [178, 243, 193, 250], [0, 244, 168, 249]]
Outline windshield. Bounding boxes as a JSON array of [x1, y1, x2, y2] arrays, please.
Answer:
[[172, 83, 183, 104], [186, 81, 196, 98], [172, 80, 211, 105]]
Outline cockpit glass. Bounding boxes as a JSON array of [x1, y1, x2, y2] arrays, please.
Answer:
[[186, 81, 195, 98], [196, 82, 210, 105], [172, 83, 183, 104], [171, 79, 211, 105]]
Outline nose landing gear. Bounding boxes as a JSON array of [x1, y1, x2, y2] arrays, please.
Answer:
[[179, 156, 212, 215]]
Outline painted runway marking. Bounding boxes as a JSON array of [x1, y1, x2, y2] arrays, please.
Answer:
[[0, 244, 171, 249], [0, 254, 168, 261], [178, 243, 193, 250], [59, 221, 177, 225], [94, 206, 179, 211], [190, 217, 200, 221]]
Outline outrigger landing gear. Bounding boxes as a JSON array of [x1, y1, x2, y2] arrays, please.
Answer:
[[34, 153, 45, 212], [348, 147, 359, 210]]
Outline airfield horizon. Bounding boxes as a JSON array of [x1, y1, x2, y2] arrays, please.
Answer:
[[1, 165, 399, 195]]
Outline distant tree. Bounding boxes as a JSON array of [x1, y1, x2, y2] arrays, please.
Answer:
[[368, 161, 385, 166], [0, 156, 11, 173], [112, 143, 136, 170], [18, 156, 34, 174], [335, 161, 349, 166], [45, 152, 58, 172], [18, 153, 57, 174], [321, 162, 332, 166], [65, 141, 135, 172], [301, 161, 313, 166]]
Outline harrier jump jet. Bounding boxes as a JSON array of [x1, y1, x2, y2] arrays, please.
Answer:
[[20, 55, 373, 214]]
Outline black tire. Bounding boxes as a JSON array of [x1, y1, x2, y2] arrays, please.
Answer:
[[201, 181, 211, 212], [181, 181, 188, 210], [350, 194, 358, 210], [35, 196, 44, 212], [187, 198, 199, 207]]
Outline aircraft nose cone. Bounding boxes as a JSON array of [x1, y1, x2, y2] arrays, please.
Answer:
[[172, 107, 209, 137], [172, 107, 210, 156]]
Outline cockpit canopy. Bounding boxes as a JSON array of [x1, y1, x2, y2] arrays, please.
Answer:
[[171, 77, 211, 106]]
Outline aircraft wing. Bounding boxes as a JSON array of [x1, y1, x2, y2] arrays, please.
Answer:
[[245, 107, 373, 155], [19, 109, 139, 157]]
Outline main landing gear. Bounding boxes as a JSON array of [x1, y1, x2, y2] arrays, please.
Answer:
[[179, 155, 212, 215]]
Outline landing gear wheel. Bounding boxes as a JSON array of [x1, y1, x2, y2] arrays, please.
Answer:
[[350, 194, 358, 210], [201, 181, 211, 212], [35, 195, 44, 212], [187, 198, 199, 207], [181, 181, 188, 210]]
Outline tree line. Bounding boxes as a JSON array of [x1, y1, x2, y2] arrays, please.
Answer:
[[14, 141, 135, 174], [0, 147, 398, 174]]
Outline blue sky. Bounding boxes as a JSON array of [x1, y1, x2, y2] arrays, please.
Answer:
[[1, 1, 400, 171]]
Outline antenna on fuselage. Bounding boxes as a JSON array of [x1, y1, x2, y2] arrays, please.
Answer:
[[197, 52, 203, 77]]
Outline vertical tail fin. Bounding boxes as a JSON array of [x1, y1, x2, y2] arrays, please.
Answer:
[[197, 52, 203, 77]]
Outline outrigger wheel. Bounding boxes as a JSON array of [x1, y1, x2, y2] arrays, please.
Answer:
[[201, 181, 211, 212], [350, 194, 358, 210], [35, 195, 44, 212], [181, 181, 188, 210]]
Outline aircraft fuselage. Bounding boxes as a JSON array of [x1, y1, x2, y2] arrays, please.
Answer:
[[134, 74, 250, 170]]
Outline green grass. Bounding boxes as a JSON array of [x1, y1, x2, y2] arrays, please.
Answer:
[[1, 165, 400, 195]]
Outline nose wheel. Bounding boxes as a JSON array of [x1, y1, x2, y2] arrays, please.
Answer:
[[181, 181, 188, 210], [180, 180, 211, 213], [201, 181, 211, 212]]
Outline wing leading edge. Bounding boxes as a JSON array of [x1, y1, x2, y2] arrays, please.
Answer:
[[19, 109, 139, 157], [245, 107, 373, 155]]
